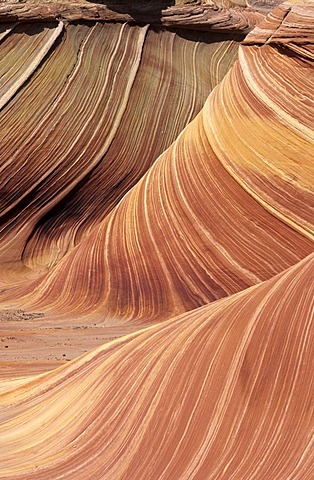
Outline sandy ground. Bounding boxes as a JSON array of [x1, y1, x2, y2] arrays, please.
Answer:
[[0, 309, 140, 379]]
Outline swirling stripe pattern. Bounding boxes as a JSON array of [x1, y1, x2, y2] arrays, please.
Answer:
[[0, 254, 312, 479]]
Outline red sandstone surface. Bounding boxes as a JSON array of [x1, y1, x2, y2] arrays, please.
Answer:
[[0, 1, 313, 478]]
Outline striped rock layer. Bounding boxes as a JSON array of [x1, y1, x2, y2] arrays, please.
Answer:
[[0, 253, 313, 479], [1, 3, 312, 324], [0, 2, 313, 479], [0, 21, 242, 279]]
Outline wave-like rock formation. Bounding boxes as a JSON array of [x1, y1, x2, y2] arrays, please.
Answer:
[[0, 253, 313, 479], [1, 2, 312, 324], [0, 2, 313, 477], [0, 22, 241, 278]]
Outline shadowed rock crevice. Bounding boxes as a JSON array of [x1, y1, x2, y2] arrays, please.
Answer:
[[0, 1, 267, 31]]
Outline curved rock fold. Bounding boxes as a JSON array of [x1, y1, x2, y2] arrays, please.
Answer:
[[0, 2, 313, 478]]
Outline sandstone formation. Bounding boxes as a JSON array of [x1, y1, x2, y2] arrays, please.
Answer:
[[0, 22, 241, 275], [0, 253, 313, 479], [0, 1, 313, 478], [0, 1, 266, 31], [0, 3, 312, 324]]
